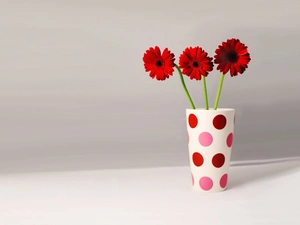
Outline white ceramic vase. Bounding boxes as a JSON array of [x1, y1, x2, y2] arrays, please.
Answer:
[[186, 108, 235, 192]]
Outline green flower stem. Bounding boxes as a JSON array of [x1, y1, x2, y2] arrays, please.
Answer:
[[175, 64, 196, 109], [214, 73, 225, 110], [202, 76, 209, 110]]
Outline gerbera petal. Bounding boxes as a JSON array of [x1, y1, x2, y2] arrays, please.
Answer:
[[235, 42, 241, 51], [179, 54, 191, 66], [230, 64, 237, 76], [190, 47, 197, 58], [195, 47, 202, 57], [195, 69, 201, 80], [182, 67, 193, 76], [199, 68, 208, 77], [164, 71, 170, 79], [235, 42, 246, 53], [154, 46, 161, 57], [215, 48, 221, 54], [223, 63, 231, 75], [240, 66, 246, 74], [238, 47, 248, 56], [184, 48, 192, 60], [164, 65, 174, 75], [144, 63, 157, 71], [239, 53, 251, 64], [149, 68, 157, 78], [214, 57, 221, 64], [155, 69, 164, 80], [190, 69, 196, 79], [234, 63, 242, 74], [143, 55, 157, 64], [202, 63, 213, 72], [200, 51, 208, 59], [144, 50, 157, 59], [161, 48, 171, 59]]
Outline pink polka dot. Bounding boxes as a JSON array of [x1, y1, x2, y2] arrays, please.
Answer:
[[220, 174, 228, 188], [199, 176, 213, 191], [227, 133, 233, 147], [198, 132, 213, 147], [191, 173, 194, 186], [188, 114, 198, 128]]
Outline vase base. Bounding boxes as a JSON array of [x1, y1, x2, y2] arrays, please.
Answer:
[[191, 185, 227, 193]]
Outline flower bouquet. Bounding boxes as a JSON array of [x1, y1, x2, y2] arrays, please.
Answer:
[[142, 38, 251, 192]]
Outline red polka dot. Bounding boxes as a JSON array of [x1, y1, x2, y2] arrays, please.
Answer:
[[192, 152, 204, 167], [191, 173, 194, 186], [188, 114, 198, 128], [226, 133, 233, 147], [213, 114, 227, 130], [220, 174, 228, 188], [212, 153, 225, 168], [199, 177, 213, 191]]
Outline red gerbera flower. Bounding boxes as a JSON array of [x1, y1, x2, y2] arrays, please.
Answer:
[[214, 38, 251, 76], [179, 46, 214, 80], [142, 46, 175, 81]]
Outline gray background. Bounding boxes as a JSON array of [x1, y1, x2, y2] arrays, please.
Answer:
[[0, 0, 299, 173]]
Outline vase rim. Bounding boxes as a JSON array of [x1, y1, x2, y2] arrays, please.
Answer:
[[186, 108, 235, 111]]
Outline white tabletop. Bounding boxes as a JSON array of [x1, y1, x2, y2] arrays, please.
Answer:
[[0, 160, 299, 225]]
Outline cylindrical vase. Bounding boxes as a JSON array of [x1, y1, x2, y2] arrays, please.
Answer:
[[186, 108, 235, 192]]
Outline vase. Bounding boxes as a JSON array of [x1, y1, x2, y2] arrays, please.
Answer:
[[186, 108, 235, 192]]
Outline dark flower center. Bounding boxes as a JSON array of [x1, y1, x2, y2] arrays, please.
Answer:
[[156, 60, 163, 67], [226, 51, 238, 63], [192, 62, 199, 67]]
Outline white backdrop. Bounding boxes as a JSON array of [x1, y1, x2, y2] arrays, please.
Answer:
[[1, 0, 300, 173]]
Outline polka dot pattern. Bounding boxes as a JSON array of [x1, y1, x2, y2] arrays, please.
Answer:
[[212, 153, 225, 168], [213, 114, 227, 130], [226, 133, 233, 147], [220, 174, 228, 188], [186, 109, 235, 192], [188, 114, 198, 128], [192, 152, 204, 167], [199, 177, 213, 191], [198, 132, 213, 147]]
